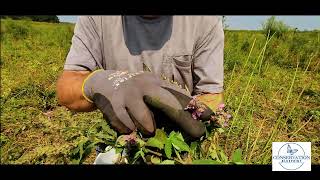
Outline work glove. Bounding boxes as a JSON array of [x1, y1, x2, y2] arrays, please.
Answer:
[[82, 70, 213, 138]]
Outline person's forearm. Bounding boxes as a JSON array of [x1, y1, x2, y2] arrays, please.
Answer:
[[56, 71, 96, 112]]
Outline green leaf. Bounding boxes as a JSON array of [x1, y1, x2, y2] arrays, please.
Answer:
[[115, 147, 123, 154], [234, 161, 245, 165], [94, 132, 114, 141], [77, 139, 88, 161], [174, 148, 182, 162], [146, 137, 164, 149], [171, 136, 190, 152], [140, 150, 146, 162], [165, 138, 172, 159], [175, 132, 184, 142], [71, 159, 80, 164], [150, 155, 161, 164], [160, 160, 175, 164], [154, 129, 167, 144], [190, 141, 199, 158], [190, 141, 198, 151], [80, 141, 97, 164], [133, 150, 141, 160], [192, 159, 222, 164], [219, 150, 229, 164], [209, 149, 219, 160], [132, 150, 142, 164], [168, 131, 176, 139], [205, 127, 210, 138], [136, 138, 146, 147], [116, 135, 128, 147], [231, 148, 243, 163]]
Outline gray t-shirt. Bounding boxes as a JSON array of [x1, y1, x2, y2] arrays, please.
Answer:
[[64, 16, 224, 95]]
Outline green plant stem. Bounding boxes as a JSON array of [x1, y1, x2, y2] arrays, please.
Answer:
[[262, 61, 299, 155]]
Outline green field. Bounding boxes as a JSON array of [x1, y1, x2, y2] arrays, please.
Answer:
[[1, 19, 319, 164]]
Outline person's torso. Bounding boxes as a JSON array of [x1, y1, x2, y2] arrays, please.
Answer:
[[92, 15, 218, 93]]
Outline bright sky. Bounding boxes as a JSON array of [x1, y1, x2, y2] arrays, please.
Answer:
[[58, 16, 320, 31]]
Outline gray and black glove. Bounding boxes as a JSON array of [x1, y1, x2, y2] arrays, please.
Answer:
[[82, 69, 211, 138]]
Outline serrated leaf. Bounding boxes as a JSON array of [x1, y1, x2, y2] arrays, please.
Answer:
[[165, 138, 172, 159], [94, 132, 114, 141], [77, 139, 87, 160], [154, 129, 167, 144], [175, 132, 184, 142], [171, 136, 190, 152], [80, 141, 97, 164], [146, 137, 163, 149], [231, 148, 243, 163], [150, 155, 161, 164], [168, 131, 176, 139], [192, 159, 222, 164], [160, 160, 175, 164]]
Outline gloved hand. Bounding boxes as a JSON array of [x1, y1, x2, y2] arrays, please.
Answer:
[[82, 70, 210, 138]]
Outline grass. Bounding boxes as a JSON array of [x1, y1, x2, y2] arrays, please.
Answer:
[[1, 19, 319, 164]]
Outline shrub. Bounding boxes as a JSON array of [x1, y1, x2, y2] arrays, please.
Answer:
[[3, 19, 32, 40], [262, 16, 292, 39]]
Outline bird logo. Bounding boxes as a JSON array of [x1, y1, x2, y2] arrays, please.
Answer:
[[287, 144, 298, 155]]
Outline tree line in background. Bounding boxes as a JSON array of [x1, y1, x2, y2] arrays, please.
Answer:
[[223, 16, 319, 39], [1, 16, 59, 23]]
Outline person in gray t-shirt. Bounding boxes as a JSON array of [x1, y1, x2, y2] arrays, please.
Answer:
[[56, 15, 225, 140]]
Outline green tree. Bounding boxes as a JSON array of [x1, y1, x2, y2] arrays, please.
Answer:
[[261, 16, 291, 39], [1, 16, 59, 23]]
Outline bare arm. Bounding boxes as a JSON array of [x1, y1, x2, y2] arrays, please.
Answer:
[[56, 70, 96, 112]]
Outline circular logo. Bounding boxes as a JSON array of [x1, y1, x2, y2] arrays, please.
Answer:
[[274, 143, 307, 170]]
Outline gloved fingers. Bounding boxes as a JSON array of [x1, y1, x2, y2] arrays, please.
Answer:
[[143, 85, 183, 110], [92, 93, 136, 133], [161, 86, 215, 120], [143, 87, 206, 138], [101, 113, 131, 134], [125, 98, 156, 135], [113, 106, 137, 132]]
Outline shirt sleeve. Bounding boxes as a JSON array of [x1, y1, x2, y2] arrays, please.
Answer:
[[64, 16, 103, 71], [192, 16, 224, 95]]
